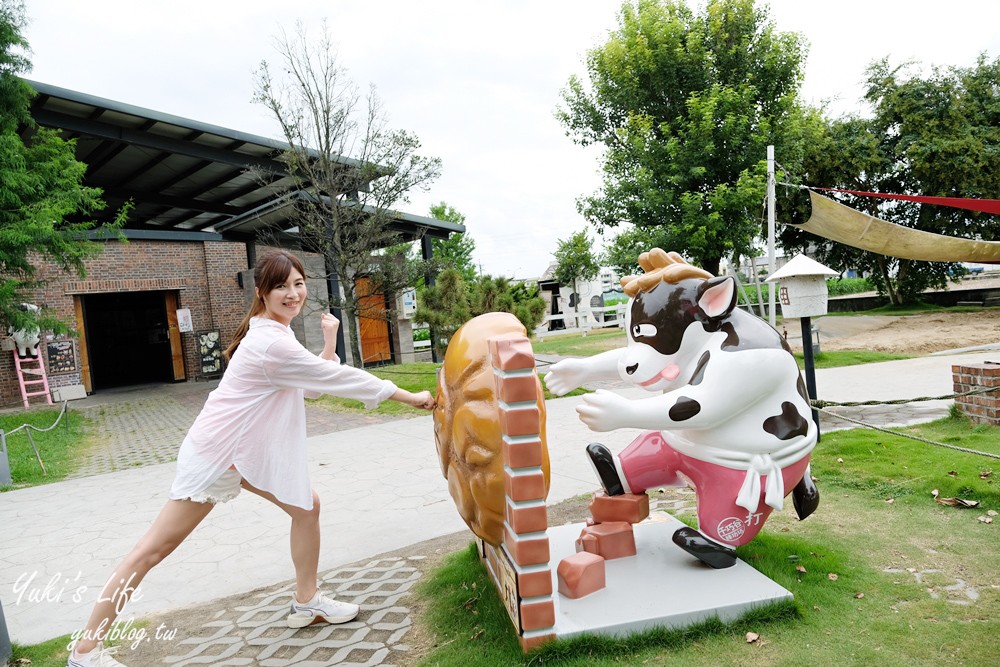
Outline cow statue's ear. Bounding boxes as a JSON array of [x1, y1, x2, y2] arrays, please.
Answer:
[[696, 276, 737, 320]]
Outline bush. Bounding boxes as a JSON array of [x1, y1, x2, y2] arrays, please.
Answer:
[[825, 277, 873, 296]]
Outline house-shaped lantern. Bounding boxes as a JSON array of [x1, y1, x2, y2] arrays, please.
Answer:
[[765, 254, 838, 319]]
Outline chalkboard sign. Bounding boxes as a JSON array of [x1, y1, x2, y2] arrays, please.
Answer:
[[46, 339, 77, 375], [197, 330, 223, 377]]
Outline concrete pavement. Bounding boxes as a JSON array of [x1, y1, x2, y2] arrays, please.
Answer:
[[2, 346, 998, 655]]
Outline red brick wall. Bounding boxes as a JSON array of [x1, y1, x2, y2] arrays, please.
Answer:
[[953, 363, 1000, 426], [0, 239, 249, 407]]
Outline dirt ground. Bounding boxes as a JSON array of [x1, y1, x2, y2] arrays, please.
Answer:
[[785, 308, 1000, 356]]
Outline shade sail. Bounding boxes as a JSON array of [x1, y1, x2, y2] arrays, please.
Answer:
[[792, 192, 1000, 264]]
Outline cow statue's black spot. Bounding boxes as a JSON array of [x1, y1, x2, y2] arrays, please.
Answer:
[[669, 396, 702, 422], [689, 351, 711, 385], [763, 401, 809, 440]]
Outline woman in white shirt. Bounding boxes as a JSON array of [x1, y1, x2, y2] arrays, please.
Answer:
[[69, 250, 436, 667]]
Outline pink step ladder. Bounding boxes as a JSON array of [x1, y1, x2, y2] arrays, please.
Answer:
[[13, 351, 53, 408]]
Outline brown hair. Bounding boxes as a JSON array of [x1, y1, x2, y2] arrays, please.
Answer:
[[224, 249, 307, 360], [620, 248, 714, 297]]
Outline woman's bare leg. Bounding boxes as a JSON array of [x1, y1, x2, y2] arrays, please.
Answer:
[[73, 499, 214, 655], [240, 480, 321, 602]]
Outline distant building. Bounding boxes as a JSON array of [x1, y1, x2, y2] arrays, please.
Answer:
[[536, 263, 624, 332]]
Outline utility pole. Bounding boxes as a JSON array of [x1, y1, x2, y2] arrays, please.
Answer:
[[767, 145, 777, 327]]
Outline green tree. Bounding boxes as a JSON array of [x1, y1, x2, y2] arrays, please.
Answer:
[[553, 229, 601, 327], [416, 271, 545, 358], [557, 0, 807, 276], [604, 226, 667, 277], [780, 55, 1000, 305], [0, 0, 123, 336], [429, 202, 476, 282], [468, 275, 545, 332], [253, 22, 441, 367], [415, 269, 470, 359]]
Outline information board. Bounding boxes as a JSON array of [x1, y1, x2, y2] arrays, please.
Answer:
[[45, 339, 77, 375]]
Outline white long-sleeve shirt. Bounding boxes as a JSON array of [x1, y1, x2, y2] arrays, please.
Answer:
[[169, 317, 398, 509]]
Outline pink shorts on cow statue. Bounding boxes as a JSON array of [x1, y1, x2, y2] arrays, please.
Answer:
[[545, 249, 819, 569]]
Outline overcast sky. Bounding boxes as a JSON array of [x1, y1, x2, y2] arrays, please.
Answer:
[[22, 0, 1000, 279]]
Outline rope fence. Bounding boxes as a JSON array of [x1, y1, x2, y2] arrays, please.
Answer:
[[0, 400, 71, 478]]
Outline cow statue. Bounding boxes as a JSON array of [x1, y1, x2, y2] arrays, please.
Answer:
[[544, 249, 819, 569], [9, 303, 41, 358]]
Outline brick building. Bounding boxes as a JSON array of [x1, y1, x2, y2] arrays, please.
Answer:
[[2, 81, 461, 407]]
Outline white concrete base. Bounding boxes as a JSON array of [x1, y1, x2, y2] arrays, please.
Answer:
[[550, 515, 792, 640]]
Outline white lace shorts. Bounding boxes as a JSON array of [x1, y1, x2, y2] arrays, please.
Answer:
[[186, 469, 242, 504]]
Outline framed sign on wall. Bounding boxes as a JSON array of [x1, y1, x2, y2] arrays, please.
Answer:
[[45, 339, 78, 375], [197, 330, 223, 378]]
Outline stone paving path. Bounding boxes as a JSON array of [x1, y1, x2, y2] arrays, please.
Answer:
[[68, 383, 400, 478], [125, 556, 425, 667]]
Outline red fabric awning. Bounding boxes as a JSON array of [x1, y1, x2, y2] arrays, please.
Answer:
[[812, 187, 1000, 215]]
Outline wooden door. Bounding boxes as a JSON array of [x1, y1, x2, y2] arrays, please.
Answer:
[[73, 296, 92, 393], [164, 292, 186, 381], [355, 277, 392, 365]]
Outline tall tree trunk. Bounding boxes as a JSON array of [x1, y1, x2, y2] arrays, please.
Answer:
[[875, 255, 900, 305], [337, 259, 364, 368]]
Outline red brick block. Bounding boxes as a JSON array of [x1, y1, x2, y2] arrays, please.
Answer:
[[557, 551, 606, 599], [575, 521, 636, 560], [506, 501, 548, 534], [497, 374, 541, 404], [489, 337, 535, 371], [517, 568, 553, 598], [504, 525, 550, 566], [519, 599, 555, 631], [519, 633, 555, 652], [505, 470, 546, 502], [500, 406, 541, 436], [589, 491, 650, 524], [503, 438, 544, 469]]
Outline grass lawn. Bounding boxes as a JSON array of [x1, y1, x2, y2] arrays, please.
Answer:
[[793, 349, 912, 369], [0, 406, 90, 491], [531, 329, 626, 357], [413, 415, 1000, 666]]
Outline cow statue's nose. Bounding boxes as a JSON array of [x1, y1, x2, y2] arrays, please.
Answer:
[[625, 363, 638, 375]]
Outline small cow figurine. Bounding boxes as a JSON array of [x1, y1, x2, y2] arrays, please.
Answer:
[[545, 249, 819, 569], [9, 303, 41, 358]]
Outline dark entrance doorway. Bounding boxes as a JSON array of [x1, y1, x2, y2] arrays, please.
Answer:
[[83, 291, 175, 390]]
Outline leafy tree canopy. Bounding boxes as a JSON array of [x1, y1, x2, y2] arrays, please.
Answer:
[[553, 229, 601, 289], [429, 202, 476, 282], [557, 0, 808, 276], [780, 55, 1000, 305], [416, 271, 545, 358]]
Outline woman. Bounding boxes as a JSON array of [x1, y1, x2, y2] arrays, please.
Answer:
[[68, 249, 435, 667]]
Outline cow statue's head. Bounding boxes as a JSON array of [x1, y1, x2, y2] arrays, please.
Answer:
[[618, 249, 736, 392]]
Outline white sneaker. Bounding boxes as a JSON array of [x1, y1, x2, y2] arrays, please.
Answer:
[[286, 590, 359, 628], [67, 642, 126, 667]]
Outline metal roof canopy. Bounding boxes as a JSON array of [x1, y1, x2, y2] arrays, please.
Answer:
[[25, 80, 462, 243]]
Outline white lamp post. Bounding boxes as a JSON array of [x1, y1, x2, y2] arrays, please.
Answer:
[[766, 254, 838, 435]]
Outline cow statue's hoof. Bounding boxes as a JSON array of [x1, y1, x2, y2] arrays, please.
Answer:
[[586, 443, 625, 496], [792, 465, 820, 521], [672, 526, 737, 569]]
